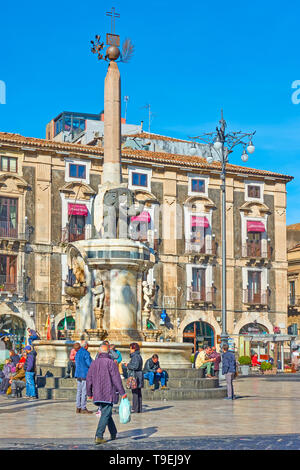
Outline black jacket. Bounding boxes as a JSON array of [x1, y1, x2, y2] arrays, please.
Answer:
[[143, 358, 160, 373], [127, 351, 144, 388]]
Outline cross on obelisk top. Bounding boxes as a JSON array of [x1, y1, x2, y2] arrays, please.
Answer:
[[106, 7, 120, 35]]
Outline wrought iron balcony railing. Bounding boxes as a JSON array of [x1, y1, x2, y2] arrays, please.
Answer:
[[0, 221, 29, 241], [288, 295, 300, 307], [0, 275, 23, 294], [187, 286, 215, 304], [185, 240, 217, 256], [243, 288, 269, 305], [61, 226, 92, 243], [242, 242, 272, 259]]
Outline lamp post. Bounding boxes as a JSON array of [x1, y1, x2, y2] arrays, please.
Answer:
[[190, 110, 256, 348]]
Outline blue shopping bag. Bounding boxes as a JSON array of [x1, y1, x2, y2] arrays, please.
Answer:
[[119, 397, 131, 424]]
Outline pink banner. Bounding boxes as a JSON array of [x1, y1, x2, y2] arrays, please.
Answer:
[[68, 203, 88, 217]]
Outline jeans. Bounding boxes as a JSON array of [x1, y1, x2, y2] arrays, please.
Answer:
[[25, 372, 37, 397], [76, 379, 87, 409], [95, 402, 117, 439], [144, 371, 167, 387]]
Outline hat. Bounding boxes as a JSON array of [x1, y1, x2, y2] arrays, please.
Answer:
[[24, 346, 32, 351]]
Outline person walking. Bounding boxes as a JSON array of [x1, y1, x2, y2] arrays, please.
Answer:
[[74, 341, 93, 414], [23, 345, 38, 400], [86, 343, 127, 445], [123, 343, 144, 413], [222, 343, 237, 400]]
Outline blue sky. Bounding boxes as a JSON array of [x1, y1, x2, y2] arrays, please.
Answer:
[[0, 0, 299, 224]]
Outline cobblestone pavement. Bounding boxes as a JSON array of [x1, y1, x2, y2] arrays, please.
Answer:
[[1, 376, 300, 450]]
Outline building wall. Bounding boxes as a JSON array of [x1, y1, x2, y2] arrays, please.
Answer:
[[0, 136, 292, 350]]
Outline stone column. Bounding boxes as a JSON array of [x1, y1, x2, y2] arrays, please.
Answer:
[[103, 61, 121, 185]]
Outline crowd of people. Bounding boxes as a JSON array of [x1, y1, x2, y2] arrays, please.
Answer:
[[0, 343, 38, 400], [0, 332, 239, 444]]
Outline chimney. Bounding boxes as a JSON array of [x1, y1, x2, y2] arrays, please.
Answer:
[[141, 120, 144, 133]]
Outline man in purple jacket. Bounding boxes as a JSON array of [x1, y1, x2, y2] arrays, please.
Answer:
[[86, 343, 127, 445]]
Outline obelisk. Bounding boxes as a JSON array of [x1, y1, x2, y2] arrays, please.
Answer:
[[103, 54, 122, 185]]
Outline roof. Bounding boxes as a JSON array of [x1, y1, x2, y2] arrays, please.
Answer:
[[287, 223, 300, 231], [0, 132, 293, 181], [122, 132, 198, 144]]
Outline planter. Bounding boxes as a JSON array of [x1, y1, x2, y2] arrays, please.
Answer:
[[240, 365, 250, 376]]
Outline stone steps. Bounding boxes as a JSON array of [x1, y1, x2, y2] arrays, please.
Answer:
[[36, 364, 227, 401]]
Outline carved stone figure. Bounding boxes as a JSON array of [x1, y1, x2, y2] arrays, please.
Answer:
[[142, 280, 155, 313], [92, 279, 105, 310], [103, 187, 138, 238], [72, 256, 86, 286]]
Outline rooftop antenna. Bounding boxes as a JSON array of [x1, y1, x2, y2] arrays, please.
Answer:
[[142, 103, 156, 134]]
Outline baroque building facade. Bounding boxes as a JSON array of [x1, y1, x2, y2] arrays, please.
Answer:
[[0, 131, 292, 355]]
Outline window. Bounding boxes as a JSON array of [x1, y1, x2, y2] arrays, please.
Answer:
[[245, 180, 264, 203], [1, 157, 17, 173], [0, 197, 18, 237], [0, 255, 17, 291], [191, 178, 205, 193], [69, 164, 86, 179], [248, 185, 261, 199], [132, 172, 147, 187]]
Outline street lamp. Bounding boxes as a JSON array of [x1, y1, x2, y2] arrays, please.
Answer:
[[190, 110, 256, 348]]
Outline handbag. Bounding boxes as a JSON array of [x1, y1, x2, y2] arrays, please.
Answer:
[[126, 376, 138, 390]]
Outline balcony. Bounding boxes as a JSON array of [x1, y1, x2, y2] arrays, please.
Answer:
[[0, 221, 29, 241], [187, 287, 215, 306], [61, 225, 92, 244], [288, 295, 300, 309], [0, 275, 23, 297], [243, 289, 269, 307], [242, 242, 272, 261], [185, 240, 217, 259]]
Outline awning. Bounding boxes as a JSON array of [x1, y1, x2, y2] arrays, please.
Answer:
[[68, 203, 88, 217], [191, 216, 209, 228], [247, 220, 265, 232], [131, 211, 151, 223]]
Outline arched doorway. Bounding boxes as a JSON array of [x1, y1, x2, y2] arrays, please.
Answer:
[[0, 314, 27, 353], [239, 322, 269, 359], [183, 321, 214, 353], [57, 316, 75, 339]]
